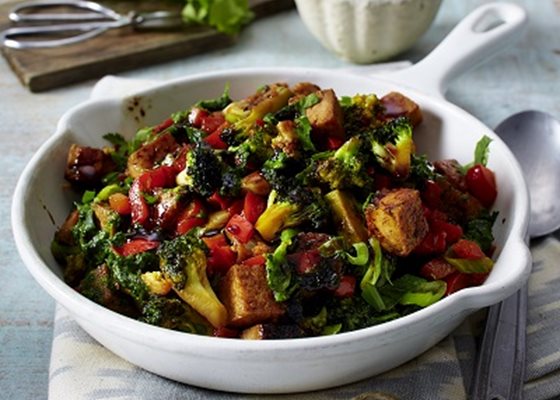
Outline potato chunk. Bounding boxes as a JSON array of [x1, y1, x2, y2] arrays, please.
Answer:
[[220, 264, 284, 328], [65, 144, 116, 187], [365, 188, 428, 256], [127, 132, 179, 178]]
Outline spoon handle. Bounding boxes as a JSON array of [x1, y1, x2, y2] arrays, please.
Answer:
[[470, 284, 527, 400]]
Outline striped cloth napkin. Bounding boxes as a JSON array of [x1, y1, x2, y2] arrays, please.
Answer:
[[48, 75, 560, 400]]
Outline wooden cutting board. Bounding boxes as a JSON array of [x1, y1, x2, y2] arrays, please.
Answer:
[[0, 0, 294, 92]]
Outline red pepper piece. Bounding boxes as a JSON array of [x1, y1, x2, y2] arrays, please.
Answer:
[[445, 272, 473, 295], [226, 214, 254, 244], [450, 239, 486, 259], [201, 111, 226, 134], [152, 117, 174, 134], [243, 191, 266, 225], [334, 275, 356, 298], [114, 238, 159, 257]]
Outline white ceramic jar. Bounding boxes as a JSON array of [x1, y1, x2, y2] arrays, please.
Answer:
[[294, 0, 443, 63]]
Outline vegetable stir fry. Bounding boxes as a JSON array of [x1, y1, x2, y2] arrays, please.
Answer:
[[52, 82, 499, 339]]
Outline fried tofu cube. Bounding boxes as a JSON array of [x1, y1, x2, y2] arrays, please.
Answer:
[[220, 264, 284, 328], [305, 89, 345, 139], [380, 91, 423, 127], [365, 188, 428, 256]]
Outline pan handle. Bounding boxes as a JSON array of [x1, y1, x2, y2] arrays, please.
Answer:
[[377, 2, 527, 98]]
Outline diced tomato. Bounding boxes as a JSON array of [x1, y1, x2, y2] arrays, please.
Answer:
[[138, 165, 177, 190], [465, 164, 497, 208], [208, 191, 231, 210], [171, 145, 189, 172], [188, 107, 209, 128], [206, 245, 237, 274], [201, 111, 226, 134], [227, 199, 244, 217], [334, 275, 356, 298], [414, 230, 447, 255], [243, 192, 266, 224], [242, 254, 267, 267], [129, 178, 149, 225], [445, 272, 473, 295], [129, 165, 178, 225], [213, 326, 239, 338], [450, 239, 486, 259], [152, 117, 174, 134], [176, 216, 206, 235], [225, 214, 254, 244], [108, 193, 131, 215], [431, 219, 463, 245], [203, 122, 229, 149], [422, 180, 442, 208], [114, 238, 159, 257], [176, 199, 207, 235], [420, 258, 456, 280]]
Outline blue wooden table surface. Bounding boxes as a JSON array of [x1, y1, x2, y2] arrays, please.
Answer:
[[1, 0, 559, 398]]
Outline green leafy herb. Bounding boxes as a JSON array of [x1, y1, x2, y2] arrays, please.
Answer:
[[265, 229, 298, 301], [462, 135, 492, 172], [181, 0, 254, 35]]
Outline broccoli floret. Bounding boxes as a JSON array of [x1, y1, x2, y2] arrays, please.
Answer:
[[158, 232, 228, 327], [141, 296, 213, 335], [261, 151, 306, 196], [176, 142, 223, 198], [223, 83, 292, 133], [219, 166, 243, 198], [228, 126, 274, 168], [326, 296, 400, 332], [340, 93, 382, 136], [255, 187, 329, 241], [106, 250, 158, 305], [363, 116, 414, 179], [313, 136, 372, 190]]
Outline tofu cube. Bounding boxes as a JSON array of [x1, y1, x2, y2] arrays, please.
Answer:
[[365, 188, 428, 256], [305, 89, 345, 139], [220, 264, 284, 328]]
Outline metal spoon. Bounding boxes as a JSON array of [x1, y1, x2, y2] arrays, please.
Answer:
[[471, 110, 560, 400], [496, 110, 560, 237]]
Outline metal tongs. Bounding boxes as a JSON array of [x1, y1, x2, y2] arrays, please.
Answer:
[[1, 0, 183, 49]]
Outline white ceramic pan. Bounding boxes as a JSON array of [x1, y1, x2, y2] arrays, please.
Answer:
[[12, 2, 530, 394]]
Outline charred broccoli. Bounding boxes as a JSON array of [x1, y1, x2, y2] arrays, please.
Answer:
[[158, 232, 228, 327], [313, 136, 372, 190], [363, 116, 414, 179], [176, 142, 223, 198]]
